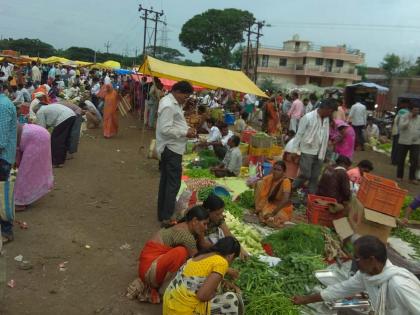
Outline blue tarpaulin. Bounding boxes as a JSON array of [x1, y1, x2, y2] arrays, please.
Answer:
[[114, 69, 135, 75]]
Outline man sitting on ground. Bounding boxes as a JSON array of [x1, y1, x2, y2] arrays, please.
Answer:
[[293, 235, 420, 314], [211, 135, 242, 177]]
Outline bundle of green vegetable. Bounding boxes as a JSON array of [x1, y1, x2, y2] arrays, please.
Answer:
[[237, 190, 255, 209], [232, 255, 322, 313], [245, 293, 300, 315], [225, 212, 264, 255], [185, 168, 216, 179], [232, 256, 283, 300], [222, 196, 245, 219], [392, 227, 420, 259], [263, 223, 326, 257], [377, 143, 392, 153], [275, 253, 326, 296], [197, 186, 215, 201]]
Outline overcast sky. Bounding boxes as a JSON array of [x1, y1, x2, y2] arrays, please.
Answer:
[[1, 0, 420, 66]]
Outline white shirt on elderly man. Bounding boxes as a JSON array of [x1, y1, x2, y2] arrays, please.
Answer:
[[321, 260, 420, 315]]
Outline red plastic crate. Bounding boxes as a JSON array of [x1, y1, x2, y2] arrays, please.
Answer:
[[357, 173, 407, 217], [241, 130, 257, 144], [306, 194, 344, 228]]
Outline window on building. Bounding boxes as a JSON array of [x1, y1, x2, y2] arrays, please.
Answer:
[[316, 58, 324, 66], [279, 58, 287, 66], [303, 57, 307, 65], [261, 55, 269, 67], [336, 59, 344, 67]]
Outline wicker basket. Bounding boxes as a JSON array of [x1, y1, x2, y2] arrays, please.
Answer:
[[250, 134, 274, 148]]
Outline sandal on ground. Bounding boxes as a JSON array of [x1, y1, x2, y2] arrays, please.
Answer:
[[1, 235, 14, 244], [15, 205, 27, 212]]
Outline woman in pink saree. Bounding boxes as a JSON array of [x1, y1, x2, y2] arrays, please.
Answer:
[[333, 120, 356, 160], [14, 123, 54, 210]]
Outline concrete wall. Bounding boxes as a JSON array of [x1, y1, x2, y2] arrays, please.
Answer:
[[386, 77, 420, 109]]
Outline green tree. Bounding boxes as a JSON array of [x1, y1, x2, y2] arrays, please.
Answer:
[[380, 53, 401, 80], [0, 38, 55, 57], [60, 46, 96, 61], [231, 45, 245, 70], [259, 77, 277, 92], [145, 46, 184, 63], [179, 8, 254, 68], [355, 64, 368, 81]]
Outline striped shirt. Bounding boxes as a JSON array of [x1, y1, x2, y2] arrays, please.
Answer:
[[0, 94, 17, 164]]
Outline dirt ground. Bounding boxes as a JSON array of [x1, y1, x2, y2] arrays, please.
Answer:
[[1, 115, 161, 315], [0, 115, 417, 315]]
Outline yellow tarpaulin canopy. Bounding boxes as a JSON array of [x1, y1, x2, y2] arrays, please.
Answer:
[[75, 60, 93, 67], [42, 56, 70, 64], [90, 60, 121, 70], [103, 60, 121, 69], [138, 56, 267, 98]]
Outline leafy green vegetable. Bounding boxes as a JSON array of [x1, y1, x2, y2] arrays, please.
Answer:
[[263, 224, 326, 257], [222, 196, 244, 218], [246, 293, 300, 315], [392, 227, 420, 259], [237, 189, 255, 209], [400, 196, 420, 221], [225, 212, 264, 255], [197, 186, 214, 201], [275, 253, 326, 296], [185, 168, 216, 179]]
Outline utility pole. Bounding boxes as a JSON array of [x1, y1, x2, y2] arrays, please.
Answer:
[[253, 21, 265, 83], [138, 4, 164, 61], [104, 41, 111, 54], [245, 22, 252, 76], [243, 20, 265, 82], [152, 10, 164, 57]]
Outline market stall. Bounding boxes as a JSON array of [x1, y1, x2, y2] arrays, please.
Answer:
[[138, 55, 268, 97], [173, 128, 420, 314], [344, 82, 389, 112]]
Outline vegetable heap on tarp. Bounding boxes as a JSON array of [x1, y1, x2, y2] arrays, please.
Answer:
[[225, 212, 264, 255]]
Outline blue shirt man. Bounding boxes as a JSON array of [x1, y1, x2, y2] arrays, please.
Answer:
[[0, 84, 17, 243]]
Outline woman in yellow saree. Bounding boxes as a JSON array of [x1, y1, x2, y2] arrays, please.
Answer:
[[255, 161, 293, 228], [163, 236, 242, 315]]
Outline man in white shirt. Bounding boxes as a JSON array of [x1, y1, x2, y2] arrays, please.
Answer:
[[212, 123, 233, 160], [34, 103, 76, 167], [104, 73, 112, 85], [291, 98, 336, 193], [48, 65, 57, 80], [1, 62, 13, 78], [211, 135, 242, 177], [31, 61, 41, 84], [90, 78, 101, 106], [294, 235, 420, 314], [348, 100, 367, 150], [12, 84, 27, 106], [156, 81, 196, 224], [365, 116, 380, 142]]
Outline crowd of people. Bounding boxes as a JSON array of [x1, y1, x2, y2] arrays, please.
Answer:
[[0, 59, 144, 244]]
